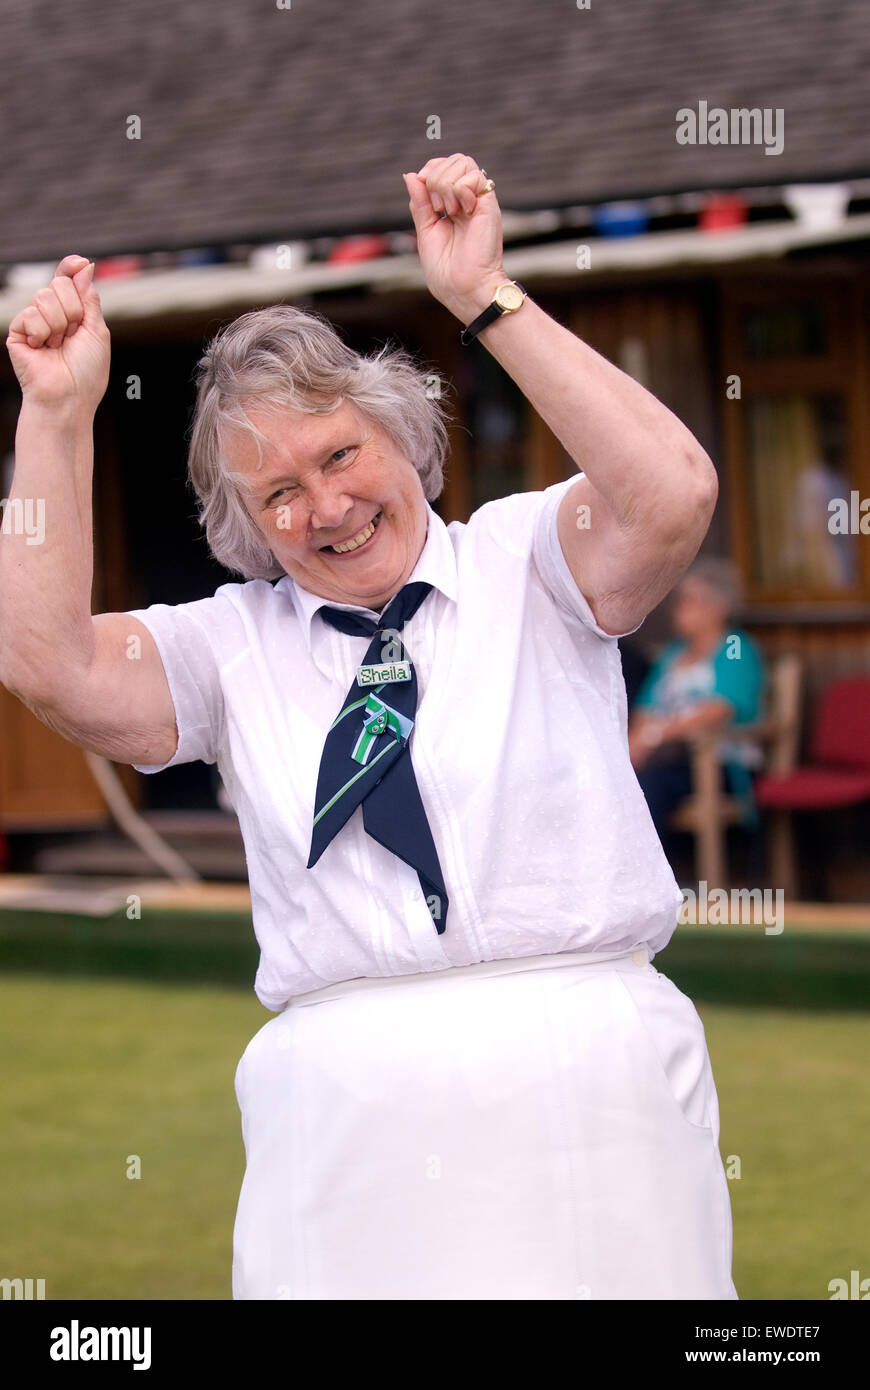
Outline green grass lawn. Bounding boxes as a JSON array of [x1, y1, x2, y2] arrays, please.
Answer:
[[701, 1001, 870, 1300], [0, 972, 867, 1299], [0, 975, 268, 1299]]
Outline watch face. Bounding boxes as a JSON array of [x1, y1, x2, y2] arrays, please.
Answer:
[[495, 283, 524, 312]]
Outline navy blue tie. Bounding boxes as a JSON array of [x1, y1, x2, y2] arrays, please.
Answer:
[[306, 581, 449, 934]]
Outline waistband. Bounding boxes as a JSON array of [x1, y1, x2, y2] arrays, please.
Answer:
[[287, 944, 653, 1008]]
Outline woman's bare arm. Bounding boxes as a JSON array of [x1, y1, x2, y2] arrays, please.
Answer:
[[0, 255, 178, 765], [405, 155, 718, 636]]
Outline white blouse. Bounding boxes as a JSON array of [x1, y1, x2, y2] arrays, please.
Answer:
[[127, 475, 683, 1009]]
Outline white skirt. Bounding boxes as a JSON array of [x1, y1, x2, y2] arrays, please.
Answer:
[[231, 945, 738, 1300]]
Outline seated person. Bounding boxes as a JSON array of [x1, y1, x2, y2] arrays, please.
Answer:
[[628, 557, 765, 846]]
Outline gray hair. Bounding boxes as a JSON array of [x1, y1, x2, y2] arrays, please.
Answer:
[[681, 555, 744, 616], [186, 303, 452, 580]]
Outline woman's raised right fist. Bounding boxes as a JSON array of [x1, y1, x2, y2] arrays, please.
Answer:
[[6, 254, 111, 412]]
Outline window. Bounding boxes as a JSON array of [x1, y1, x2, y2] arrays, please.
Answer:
[[744, 393, 858, 592], [722, 284, 869, 605], [743, 301, 827, 360]]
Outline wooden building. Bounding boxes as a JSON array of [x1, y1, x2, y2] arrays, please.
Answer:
[[0, 0, 868, 890]]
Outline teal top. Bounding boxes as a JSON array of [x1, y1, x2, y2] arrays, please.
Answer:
[[634, 630, 766, 826]]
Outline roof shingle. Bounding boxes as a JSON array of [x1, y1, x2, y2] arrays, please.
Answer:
[[2, 0, 867, 264]]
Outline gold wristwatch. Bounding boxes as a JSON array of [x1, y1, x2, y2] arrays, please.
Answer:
[[460, 281, 527, 346]]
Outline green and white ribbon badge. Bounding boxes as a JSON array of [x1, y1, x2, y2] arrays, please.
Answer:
[[351, 693, 414, 765]]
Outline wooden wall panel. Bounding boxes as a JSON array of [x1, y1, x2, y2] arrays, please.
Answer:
[[0, 685, 109, 830]]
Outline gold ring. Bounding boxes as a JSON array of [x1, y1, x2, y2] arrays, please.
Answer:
[[478, 179, 495, 195]]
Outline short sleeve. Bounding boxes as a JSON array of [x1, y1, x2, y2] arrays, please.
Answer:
[[125, 597, 226, 773], [531, 475, 643, 640]]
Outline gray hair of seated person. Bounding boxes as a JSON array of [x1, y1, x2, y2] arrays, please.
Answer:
[[186, 304, 452, 581], [680, 555, 744, 618]]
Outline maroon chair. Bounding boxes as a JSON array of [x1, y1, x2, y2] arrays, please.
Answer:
[[755, 676, 870, 897]]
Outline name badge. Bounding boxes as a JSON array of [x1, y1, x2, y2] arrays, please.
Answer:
[[357, 661, 411, 686]]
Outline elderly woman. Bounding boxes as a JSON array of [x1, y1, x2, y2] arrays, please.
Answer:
[[1, 154, 736, 1300], [628, 558, 766, 846]]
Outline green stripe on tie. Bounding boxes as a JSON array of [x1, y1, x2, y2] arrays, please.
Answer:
[[329, 684, 387, 731], [312, 738, 399, 827]]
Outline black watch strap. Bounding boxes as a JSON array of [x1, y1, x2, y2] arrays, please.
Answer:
[[460, 281, 526, 347]]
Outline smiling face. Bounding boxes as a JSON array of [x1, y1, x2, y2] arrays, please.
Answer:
[[224, 400, 429, 610]]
